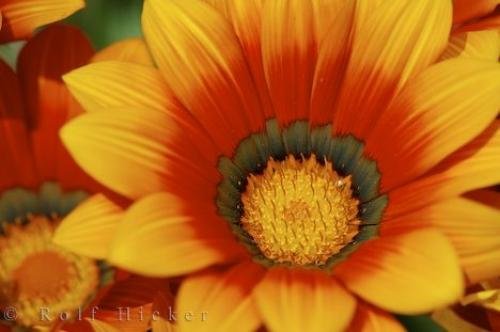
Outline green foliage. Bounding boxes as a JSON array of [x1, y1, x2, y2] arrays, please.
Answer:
[[398, 314, 446, 331], [67, 0, 143, 50]]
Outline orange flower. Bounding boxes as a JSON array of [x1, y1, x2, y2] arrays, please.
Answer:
[[0, 0, 85, 42], [433, 259, 500, 331], [0, 25, 162, 331], [59, 0, 500, 330]]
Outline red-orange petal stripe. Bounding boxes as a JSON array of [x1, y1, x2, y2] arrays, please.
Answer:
[[17, 24, 97, 192], [310, 0, 355, 125], [384, 120, 500, 219], [366, 58, 500, 191], [333, 0, 452, 138], [205, 0, 274, 120], [452, 0, 499, 27], [347, 302, 405, 332], [261, 0, 317, 125], [0, 59, 37, 191], [142, 0, 263, 155]]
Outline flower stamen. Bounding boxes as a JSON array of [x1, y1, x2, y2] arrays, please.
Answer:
[[241, 154, 360, 266], [0, 215, 99, 327]]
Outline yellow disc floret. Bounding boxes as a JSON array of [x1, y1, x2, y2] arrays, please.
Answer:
[[0, 215, 99, 327], [241, 154, 360, 266]]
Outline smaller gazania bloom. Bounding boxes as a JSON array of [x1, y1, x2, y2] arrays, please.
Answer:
[[0, 0, 85, 42], [433, 276, 500, 330], [430, 188, 500, 331], [432, 226, 500, 331], [0, 25, 159, 331], [60, 0, 500, 330]]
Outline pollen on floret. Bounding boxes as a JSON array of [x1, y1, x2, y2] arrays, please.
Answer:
[[0, 215, 99, 327], [240, 154, 360, 266]]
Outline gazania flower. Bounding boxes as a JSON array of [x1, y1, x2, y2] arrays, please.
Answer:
[[0, 0, 85, 42], [59, 0, 500, 330], [430, 188, 500, 331], [0, 24, 160, 331], [433, 272, 500, 330]]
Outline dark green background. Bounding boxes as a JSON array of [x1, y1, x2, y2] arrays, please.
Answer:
[[67, 0, 143, 50]]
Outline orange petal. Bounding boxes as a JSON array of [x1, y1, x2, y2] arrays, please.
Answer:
[[17, 24, 96, 191], [310, 1, 353, 125], [311, 0, 385, 125], [254, 268, 356, 332], [385, 120, 500, 219], [59, 321, 94, 332], [383, 196, 500, 283], [452, 0, 499, 26], [454, 13, 500, 33], [0, 0, 84, 42], [152, 319, 176, 332], [177, 262, 264, 332], [99, 276, 171, 309], [440, 30, 500, 61], [464, 189, 500, 209], [61, 106, 218, 200], [86, 319, 120, 332], [333, 0, 452, 138], [0, 59, 37, 191], [311, 1, 350, 124], [151, 290, 176, 332], [109, 192, 243, 277], [335, 229, 463, 314], [204, 0, 274, 119], [488, 307, 500, 331], [311, 0, 347, 43], [94, 276, 172, 332], [53, 194, 123, 260], [261, 0, 317, 124], [142, 0, 263, 155], [92, 38, 154, 66], [436, 199, 500, 283], [366, 58, 500, 191], [348, 302, 405, 332], [63, 61, 178, 114], [432, 307, 491, 332], [63, 60, 220, 165]]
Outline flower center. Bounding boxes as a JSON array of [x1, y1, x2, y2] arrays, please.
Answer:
[[0, 215, 99, 327], [216, 120, 387, 268], [241, 154, 360, 266]]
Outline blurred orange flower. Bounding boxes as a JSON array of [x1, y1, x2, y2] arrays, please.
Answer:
[[0, 24, 162, 331]]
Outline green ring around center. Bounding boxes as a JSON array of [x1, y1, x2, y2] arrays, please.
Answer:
[[216, 119, 387, 269]]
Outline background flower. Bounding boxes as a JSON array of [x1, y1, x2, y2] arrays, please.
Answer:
[[0, 23, 162, 331]]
